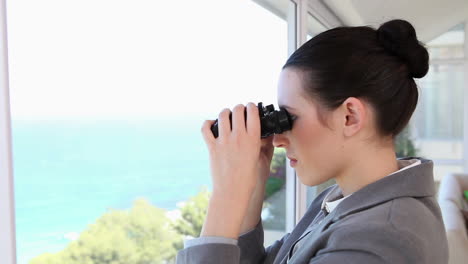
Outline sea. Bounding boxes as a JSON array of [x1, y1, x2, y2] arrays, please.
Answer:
[[12, 117, 213, 264]]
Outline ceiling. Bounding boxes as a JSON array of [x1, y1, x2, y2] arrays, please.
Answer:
[[322, 0, 468, 42], [253, 0, 468, 43]]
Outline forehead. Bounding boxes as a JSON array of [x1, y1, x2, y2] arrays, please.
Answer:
[[277, 68, 308, 108]]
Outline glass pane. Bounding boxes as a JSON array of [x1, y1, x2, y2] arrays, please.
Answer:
[[412, 64, 464, 145], [427, 23, 465, 60], [8, 0, 290, 263], [409, 24, 465, 185], [262, 147, 287, 244], [411, 63, 465, 164], [433, 165, 464, 183]]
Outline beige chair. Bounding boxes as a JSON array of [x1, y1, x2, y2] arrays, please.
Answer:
[[438, 173, 468, 264]]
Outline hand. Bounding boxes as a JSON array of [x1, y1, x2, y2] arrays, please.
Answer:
[[201, 102, 262, 200], [238, 135, 274, 234], [258, 136, 275, 184], [199, 102, 266, 238]]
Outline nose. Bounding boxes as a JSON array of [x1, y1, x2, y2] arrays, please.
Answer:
[[273, 133, 289, 148]]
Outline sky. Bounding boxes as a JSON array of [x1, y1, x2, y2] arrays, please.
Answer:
[[6, 0, 288, 120]]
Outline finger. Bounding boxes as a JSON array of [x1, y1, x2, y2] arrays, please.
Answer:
[[246, 102, 260, 138], [232, 104, 246, 135], [201, 119, 216, 145], [218, 108, 232, 139]]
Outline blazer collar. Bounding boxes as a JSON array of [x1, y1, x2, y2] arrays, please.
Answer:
[[328, 157, 435, 222], [280, 157, 434, 264]]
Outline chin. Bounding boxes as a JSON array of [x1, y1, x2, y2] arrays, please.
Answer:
[[296, 170, 333, 187]]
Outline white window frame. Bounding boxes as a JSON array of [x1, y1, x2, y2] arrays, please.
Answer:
[[288, 0, 309, 227], [284, 0, 298, 233], [0, 0, 17, 263], [464, 21, 468, 171]]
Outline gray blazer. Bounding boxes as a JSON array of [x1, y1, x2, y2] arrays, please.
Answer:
[[176, 157, 448, 264]]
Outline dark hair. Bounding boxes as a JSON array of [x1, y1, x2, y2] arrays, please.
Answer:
[[283, 19, 429, 138]]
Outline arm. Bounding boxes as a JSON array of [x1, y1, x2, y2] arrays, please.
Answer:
[[177, 150, 277, 264], [238, 219, 291, 264], [176, 219, 290, 264]]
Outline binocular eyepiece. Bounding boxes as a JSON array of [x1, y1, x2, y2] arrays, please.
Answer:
[[210, 102, 294, 138]]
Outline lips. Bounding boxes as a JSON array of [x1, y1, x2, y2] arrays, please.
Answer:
[[287, 155, 297, 167]]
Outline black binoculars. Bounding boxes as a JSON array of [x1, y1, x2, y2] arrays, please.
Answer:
[[210, 102, 294, 138]]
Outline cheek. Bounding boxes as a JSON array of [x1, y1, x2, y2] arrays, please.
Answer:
[[295, 120, 332, 157], [293, 121, 342, 185]]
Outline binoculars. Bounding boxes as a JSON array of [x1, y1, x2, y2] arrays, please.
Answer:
[[210, 102, 294, 138]]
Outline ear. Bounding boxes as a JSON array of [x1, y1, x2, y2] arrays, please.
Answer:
[[340, 97, 367, 137]]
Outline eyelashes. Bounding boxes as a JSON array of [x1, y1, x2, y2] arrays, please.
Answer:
[[290, 114, 298, 121]]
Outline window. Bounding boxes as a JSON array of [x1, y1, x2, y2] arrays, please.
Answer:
[[427, 23, 465, 60], [7, 0, 292, 263], [410, 22, 466, 182]]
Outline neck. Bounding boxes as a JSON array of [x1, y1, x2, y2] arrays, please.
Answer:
[[334, 143, 400, 197]]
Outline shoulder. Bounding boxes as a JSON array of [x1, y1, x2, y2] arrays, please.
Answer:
[[387, 196, 444, 230], [339, 195, 442, 226], [325, 197, 447, 263]]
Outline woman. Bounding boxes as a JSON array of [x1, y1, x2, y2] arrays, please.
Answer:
[[176, 19, 448, 264]]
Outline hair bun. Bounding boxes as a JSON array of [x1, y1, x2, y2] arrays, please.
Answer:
[[377, 19, 429, 78]]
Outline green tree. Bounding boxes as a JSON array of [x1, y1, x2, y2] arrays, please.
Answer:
[[171, 188, 210, 238], [265, 148, 286, 199], [30, 199, 181, 264], [29, 149, 293, 264], [270, 148, 286, 174]]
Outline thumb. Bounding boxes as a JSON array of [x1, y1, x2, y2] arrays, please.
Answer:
[[261, 135, 274, 148], [260, 136, 275, 158]]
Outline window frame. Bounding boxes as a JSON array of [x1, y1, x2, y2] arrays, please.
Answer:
[[289, 0, 309, 226], [291, 0, 337, 224], [462, 21, 468, 171], [284, 0, 298, 233], [0, 0, 17, 263]]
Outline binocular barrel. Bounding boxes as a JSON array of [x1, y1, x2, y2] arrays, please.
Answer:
[[210, 102, 293, 139]]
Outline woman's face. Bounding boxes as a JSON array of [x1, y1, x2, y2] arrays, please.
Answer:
[[273, 68, 346, 186]]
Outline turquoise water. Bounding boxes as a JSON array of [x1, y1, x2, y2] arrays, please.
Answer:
[[12, 118, 212, 264]]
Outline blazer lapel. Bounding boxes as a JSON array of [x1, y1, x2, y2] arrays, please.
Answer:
[[271, 188, 336, 264], [284, 212, 337, 264]]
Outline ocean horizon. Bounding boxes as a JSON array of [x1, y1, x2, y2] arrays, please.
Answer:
[[12, 118, 213, 264]]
